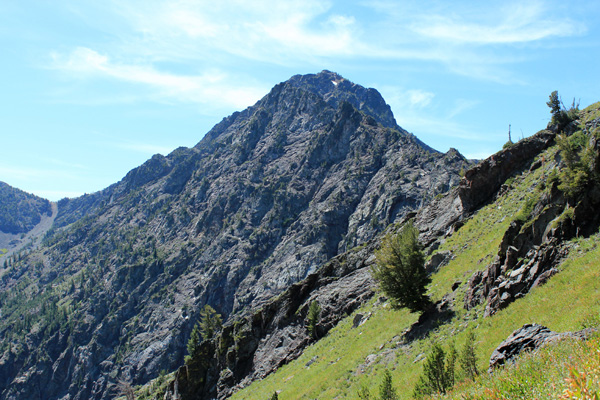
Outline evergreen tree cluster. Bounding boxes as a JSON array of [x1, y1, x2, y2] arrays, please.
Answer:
[[413, 330, 479, 398], [186, 305, 222, 363]]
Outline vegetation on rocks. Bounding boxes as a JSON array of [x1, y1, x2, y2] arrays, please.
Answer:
[[307, 300, 321, 339]]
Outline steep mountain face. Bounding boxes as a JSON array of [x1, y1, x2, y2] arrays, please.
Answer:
[[164, 127, 564, 400], [0, 182, 52, 236], [0, 71, 471, 400], [180, 104, 600, 400], [0, 182, 54, 262]]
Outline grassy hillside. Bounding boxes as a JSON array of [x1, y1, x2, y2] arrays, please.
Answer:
[[229, 140, 600, 400]]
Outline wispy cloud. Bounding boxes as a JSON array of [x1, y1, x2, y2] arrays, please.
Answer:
[[410, 2, 584, 45], [447, 99, 480, 119], [104, 0, 357, 65], [379, 86, 435, 110], [47, 0, 588, 108], [41, 157, 89, 171], [360, 0, 585, 81], [49, 47, 266, 109]]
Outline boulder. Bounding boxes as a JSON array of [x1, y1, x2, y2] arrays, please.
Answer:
[[425, 250, 453, 274], [489, 323, 596, 372]]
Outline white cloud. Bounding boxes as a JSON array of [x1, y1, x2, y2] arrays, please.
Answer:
[[359, 0, 585, 81], [50, 47, 266, 109], [406, 90, 435, 108], [447, 99, 480, 119], [412, 3, 584, 45], [379, 86, 435, 111], [46, 0, 589, 109], [41, 158, 89, 171], [108, 0, 356, 63], [394, 113, 492, 142]]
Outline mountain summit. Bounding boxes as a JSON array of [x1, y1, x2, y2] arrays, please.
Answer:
[[286, 70, 398, 128], [0, 72, 470, 399]]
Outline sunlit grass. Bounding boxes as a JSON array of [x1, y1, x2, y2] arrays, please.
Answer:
[[231, 300, 418, 399], [227, 143, 600, 400]]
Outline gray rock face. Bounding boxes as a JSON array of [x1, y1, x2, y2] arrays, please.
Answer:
[[155, 107, 600, 399], [489, 323, 596, 372], [415, 130, 557, 248], [172, 240, 378, 400], [285, 70, 398, 129], [0, 71, 470, 400]]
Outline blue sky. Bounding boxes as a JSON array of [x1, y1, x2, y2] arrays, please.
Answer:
[[1, 1, 599, 201]]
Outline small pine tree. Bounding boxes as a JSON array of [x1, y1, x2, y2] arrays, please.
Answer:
[[199, 304, 222, 341], [186, 321, 202, 363], [445, 341, 457, 387], [357, 384, 371, 400], [413, 342, 456, 398], [379, 369, 398, 400], [371, 221, 431, 312], [307, 300, 321, 339], [547, 90, 562, 119], [547, 90, 580, 133], [186, 305, 222, 364], [270, 391, 279, 400], [460, 330, 479, 380], [555, 131, 595, 199]]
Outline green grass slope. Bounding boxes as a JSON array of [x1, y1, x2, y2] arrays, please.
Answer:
[[230, 141, 600, 400]]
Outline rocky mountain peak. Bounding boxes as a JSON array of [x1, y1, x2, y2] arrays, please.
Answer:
[[198, 71, 399, 155], [0, 72, 471, 400], [285, 70, 398, 128]]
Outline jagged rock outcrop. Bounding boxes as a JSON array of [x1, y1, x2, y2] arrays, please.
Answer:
[[488, 323, 596, 372], [465, 119, 600, 316], [167, 102, 600, 398], [172, 240, 378, 400], [415, 129, 557, 248], [0, 71, 471, 400]]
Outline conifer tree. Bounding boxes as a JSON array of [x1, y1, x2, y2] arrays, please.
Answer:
[[379, 369, 398, 400], [371, 221, 431, 312], [199, 304, 222, 340], [459, 330, 479, 380], [186, 321, 202, 363], [357, 384, 371, 400], [413, 342, 456, 398], [186, 305, 222, 364], [307, 300, 321, 339]]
